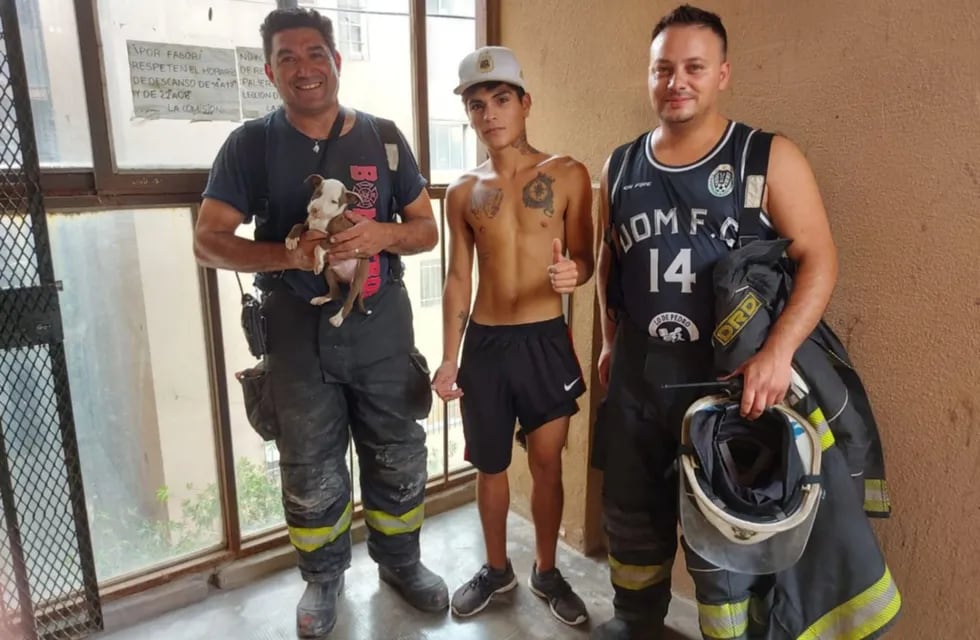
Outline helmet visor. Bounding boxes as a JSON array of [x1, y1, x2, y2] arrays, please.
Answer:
[[679, 398, 822, 574], [679, 470, 820, 574]]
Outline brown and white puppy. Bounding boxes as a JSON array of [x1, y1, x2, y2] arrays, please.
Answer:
[[285, 175, 371, 327]]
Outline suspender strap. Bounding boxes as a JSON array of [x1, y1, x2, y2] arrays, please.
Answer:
[[738, 130, 774, 247]]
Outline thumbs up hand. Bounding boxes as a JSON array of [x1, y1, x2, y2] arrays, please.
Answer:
[[548, 238, 579, 294]]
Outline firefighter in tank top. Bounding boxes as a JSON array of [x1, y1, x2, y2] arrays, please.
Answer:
[[589, 6, 898, 640]]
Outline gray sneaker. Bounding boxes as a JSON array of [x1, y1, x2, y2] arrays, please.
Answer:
[[528, 563, 588, 626], [450, 561, 518, 617]]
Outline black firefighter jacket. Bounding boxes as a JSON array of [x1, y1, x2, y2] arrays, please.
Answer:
[[702, 238, 901, 639], [710, 238, 891, 518]]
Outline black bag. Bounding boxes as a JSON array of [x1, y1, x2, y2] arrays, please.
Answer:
[[236, 272, 267, 358], [236, 359, 279, 441], [407, 348, 434, 420]]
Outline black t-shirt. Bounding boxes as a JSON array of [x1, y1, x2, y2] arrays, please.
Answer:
[[203, 107, 426, 300]]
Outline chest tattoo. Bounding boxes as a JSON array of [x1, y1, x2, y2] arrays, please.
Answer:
[[471, 187, 503, 219], [522, 172, 556, 217]]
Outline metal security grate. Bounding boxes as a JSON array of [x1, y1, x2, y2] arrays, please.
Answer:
[[0, 2, 102, 639]]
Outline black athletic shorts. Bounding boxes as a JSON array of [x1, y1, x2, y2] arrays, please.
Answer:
[[457, 316, 586, 474]]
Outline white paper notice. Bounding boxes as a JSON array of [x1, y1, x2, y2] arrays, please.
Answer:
[[127, 40, 240, 121], [237, 47, 281, 118]]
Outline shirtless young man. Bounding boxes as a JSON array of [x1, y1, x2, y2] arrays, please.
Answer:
[[430, 46, 594, 626]]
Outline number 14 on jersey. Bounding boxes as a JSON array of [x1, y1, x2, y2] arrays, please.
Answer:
[[650, 248, 695, 293]]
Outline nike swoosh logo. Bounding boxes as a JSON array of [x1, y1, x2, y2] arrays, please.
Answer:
[[563, 377, 581, 392]]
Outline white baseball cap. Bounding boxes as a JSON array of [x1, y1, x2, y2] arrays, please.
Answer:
[[454, 46, 526, 96]]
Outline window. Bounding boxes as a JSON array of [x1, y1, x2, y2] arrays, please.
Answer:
[[426, 0, 478, 184], [97, 0, 291, 169], [8, 0, 92, 167], [426, 0, 476, 17], [429, 121, 467, 171], [16, 0, 55, 163], [47, 208, 223, 581], [419, 259, 443, 307], [264, 442, 280, 480], [338, 0, 367, 61]]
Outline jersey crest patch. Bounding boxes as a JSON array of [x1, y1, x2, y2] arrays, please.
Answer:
[[649, 312, 700, 342], [708, 163, 735, 198]]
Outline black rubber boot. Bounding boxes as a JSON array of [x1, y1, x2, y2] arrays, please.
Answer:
[[296, 575, 345, 638], [378, 561, 450, 612], [591, 612, 666, 640]]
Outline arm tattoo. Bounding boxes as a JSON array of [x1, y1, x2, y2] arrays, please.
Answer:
[[457, 310, 468, 335], [470, 187, 503, 219], [509, 132, 539, 155], [522, 172, 556, 217]]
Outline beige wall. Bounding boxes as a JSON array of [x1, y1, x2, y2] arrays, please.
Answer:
[[502, 1, 980, 637]]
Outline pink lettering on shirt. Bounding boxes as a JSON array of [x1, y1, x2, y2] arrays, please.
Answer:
[[350, 165, 382, 297]]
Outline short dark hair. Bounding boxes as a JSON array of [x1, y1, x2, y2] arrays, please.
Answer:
[[260, 8, 336, 63], [651, 4, 728, 58], [462, 81, 527, 102]]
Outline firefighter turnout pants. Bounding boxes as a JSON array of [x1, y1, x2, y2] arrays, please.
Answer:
[[593, 319, 716, 632], [592, 319, 901, 639], [261, 281, 433, 583]]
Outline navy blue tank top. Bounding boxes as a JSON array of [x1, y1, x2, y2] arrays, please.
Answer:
[[609, 121, 773, 343]]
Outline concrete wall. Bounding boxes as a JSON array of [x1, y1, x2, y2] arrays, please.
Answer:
[[501, 1, 980, 637]]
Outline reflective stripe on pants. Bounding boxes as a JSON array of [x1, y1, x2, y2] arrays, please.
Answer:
[[698, 597, 750, 639], [608, 554, 673, 591], [288, 501, 353, 552], [798, 566, 901, 640], [364, 503, 424, 536]]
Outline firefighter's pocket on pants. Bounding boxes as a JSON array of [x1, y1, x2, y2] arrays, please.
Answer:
[[237, 360, 280, 441], [590, 398, 611, 471], [406, 348, 434, 420]]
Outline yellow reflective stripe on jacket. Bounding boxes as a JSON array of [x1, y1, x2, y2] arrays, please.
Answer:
[[807, 407, 836, 451], [288, 501, 353, 552], [863, 479, 891, 514], [798, 566, 901, 640], [364, 503, 424, 536], [608, 555, 673, 591], [698, 597, 749, 639]]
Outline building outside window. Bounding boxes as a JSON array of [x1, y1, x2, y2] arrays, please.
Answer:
[[419, 258, 442, 307], [429, 121, 467, 171], [426, 0, 475, 17], [338, 0, 367, 61]]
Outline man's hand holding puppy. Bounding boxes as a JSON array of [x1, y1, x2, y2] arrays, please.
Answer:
[[286, 229, 329, 271], [326, 211, 394, 263]]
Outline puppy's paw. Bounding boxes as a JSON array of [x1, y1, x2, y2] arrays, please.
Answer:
[[328, 311, 345, 327], [309, 296, 332, 306], [313, 246, 328, 274], [285, 237, 299, 251]]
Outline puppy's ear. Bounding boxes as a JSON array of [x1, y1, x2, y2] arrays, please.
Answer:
[[344, 190, 361, 207], [305, 174, 324, 188]]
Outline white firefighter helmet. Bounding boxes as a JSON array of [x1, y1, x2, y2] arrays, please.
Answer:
[[678, 394, 824, 575]]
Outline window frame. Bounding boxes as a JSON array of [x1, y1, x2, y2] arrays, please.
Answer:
[[37, 0, 498, 210], [13, 0, 501, 601]]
